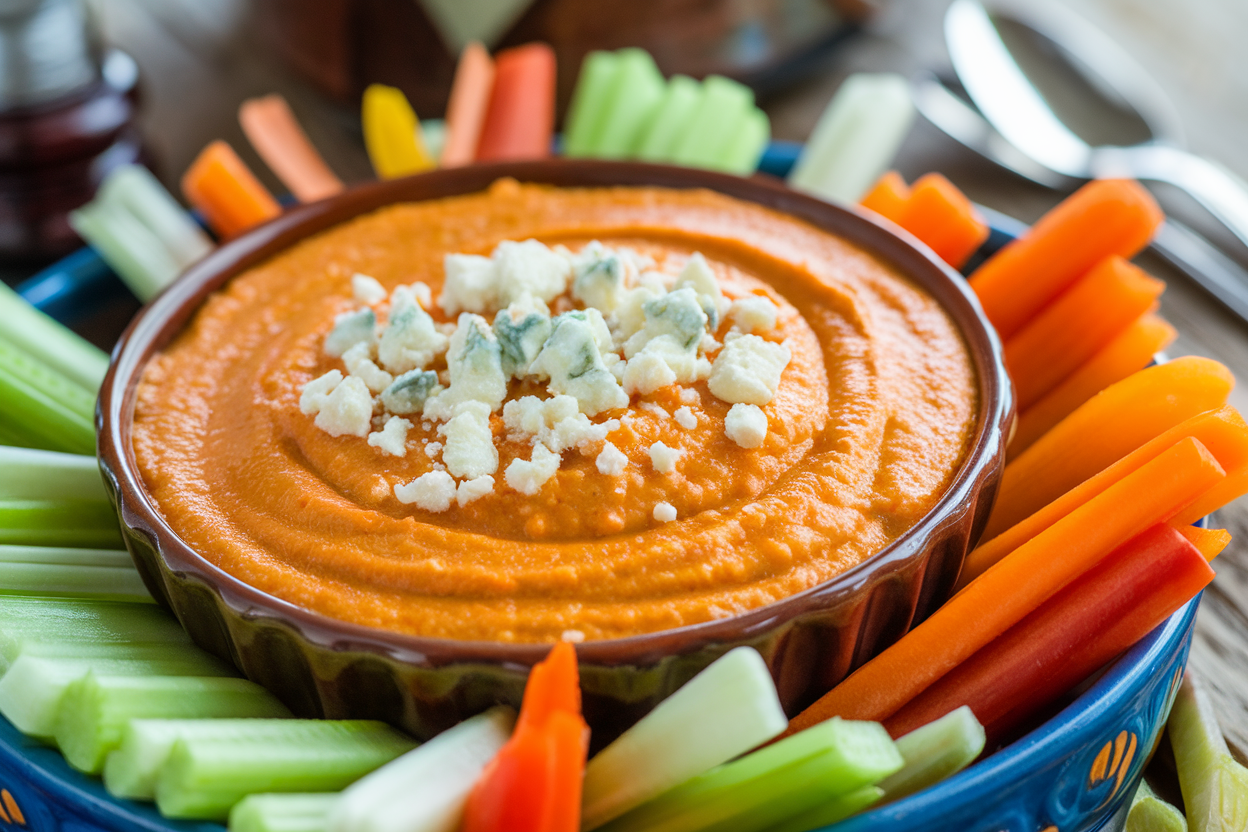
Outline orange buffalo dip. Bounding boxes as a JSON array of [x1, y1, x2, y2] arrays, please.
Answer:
[[133, 180, 978, 643]]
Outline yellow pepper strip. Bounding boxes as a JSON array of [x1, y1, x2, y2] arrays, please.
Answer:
[[362, 84, 435, 179]]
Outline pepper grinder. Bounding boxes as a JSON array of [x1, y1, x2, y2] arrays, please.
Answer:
[[0, 0, 141, 263]]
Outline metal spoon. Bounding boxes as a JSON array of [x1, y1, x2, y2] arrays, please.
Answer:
[[945, 0, 1248, 255]]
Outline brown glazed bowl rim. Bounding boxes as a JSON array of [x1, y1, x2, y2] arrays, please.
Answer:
[[97, 159, 1013, 669]]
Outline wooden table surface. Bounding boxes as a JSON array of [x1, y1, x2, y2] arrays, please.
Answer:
[[85, 0, 1248, 756]]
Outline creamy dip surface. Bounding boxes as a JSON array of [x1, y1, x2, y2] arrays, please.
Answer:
[[133, 180, 978, 643]]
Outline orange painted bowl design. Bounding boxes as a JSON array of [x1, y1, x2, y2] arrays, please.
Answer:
[[96, 160, 1013, 743]]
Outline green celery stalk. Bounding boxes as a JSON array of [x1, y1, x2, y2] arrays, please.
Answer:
[[562, 50, 622, 157], [598, 718, 903, 832], [56, 674, 292, 773], [1128, 779, 1188, 832], [592, 49, 666, 159], [0, 338, 96, 454], [1169, 672, 1248, 831], [0, 503, 124, 548], [877, 706, 985, 801], [0, 544, 147, 600], [714, 108, 770, 176], [327, 706, 513, 832], [155, 720, 417, 821], [97, 165, 213, 270], [669, 76, 753, 169], [0, 644, 233, 737], [635, 75, 701, 162], [70, 200, 181, 303], [0, 446, 109, 501], [0, 282, 108, 392], [0, 596, 187, 675], [583, 647, 789, 830], [230, 794, 338, 832], [760, 785, 883, 832]]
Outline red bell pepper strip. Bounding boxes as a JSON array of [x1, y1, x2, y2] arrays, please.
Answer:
[[462, 642, 589, 832]]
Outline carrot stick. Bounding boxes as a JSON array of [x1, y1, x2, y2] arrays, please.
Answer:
[[361, 84, 435, 179], [1004, 256, 1165, 410], [1177, 526, 1232, 561], [983, 357, 1234, 540], [886, 524, 1214, 744], [1010, 313, 1176, 457], [858, 171, 910, 222], [964, 405, 1248, 587], [441, 42, 496, 167], [238, 94, 344, 203], [180, 140, 282, 239], [896, 173, 989, 269], [783, 437, 1224, 734], [476, 43, 556, 162], [969, 179, 1163, 340]]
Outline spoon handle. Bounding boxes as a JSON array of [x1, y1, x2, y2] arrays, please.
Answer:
[[1094, 145, 1248, 254], [1149, 219, 1248, 326]]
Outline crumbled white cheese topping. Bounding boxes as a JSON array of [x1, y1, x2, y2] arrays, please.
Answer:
[[725, 403, 768, 448], [708, 334, 791, 406], [378, 285, 449, 375], [530, 310, 628, 416], [729, 295, 779, 333], [342, 343, 394, 394], [505, 443, 562, 495], [440, 239, 572, 316], [438, 401, 498, 478], [649, 441, 681, 474], [314, 375, 373, 437], [300, 370, 344, 415], [352, 273, 387, 306], [324, 308, 376, 358], [394, 470, 456, 511], [674, 406, 698, 430], [595, 441, 629, 475], [368, 416, 412, 456], [561, 629, 587, 643], [679, 387, 700, 405], [653, 502, 677, 522], [456, 475, 495, 506], [424, 441, 443, 458]]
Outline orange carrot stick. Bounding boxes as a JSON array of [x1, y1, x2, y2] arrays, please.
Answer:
[[784, 437, 1224, 734], [1010, 313, 1176, 458], [983, 356, 1234, 539], [963, 405, 1248, 586], [1177, 525, 1232, 561], [442, 42, 496, 167], [476, 43, 556, 162], [969, 179, 1163, 340], [238, 94, 344, 203], [1003, 256, 1165, 410], [859, 171, 910, 222], [897, 173, 990, 269], [180, 140, 282, 239]]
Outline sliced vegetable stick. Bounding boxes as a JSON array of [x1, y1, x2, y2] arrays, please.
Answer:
[[858, 171, 910, 222], [1177, 526, 1232, 561], [966, 405, 1248, 585], [562, 50, 620, 158], [1004, 256, 1165, 409], [670, 75, 753, 169], [96, 165, 213, 271], [888, 524, 1213, 742], [969, 179, 1163, 340], [785, 437, 1224, 733], [1011, 313, 1176, 457], [239, 94, 344, 202], [876, 706, 984, 801], [476, 43, 555, 162], [897, 173, 989, 269], [717, 107, 771, 175], [593, 48, 666, 160], [1169, 672, 1248, 832], [1172, 464, 1248, 528], [441, 42, 496, 167], [230, 793, 337, 832], [635, 75, 701, 163], [361, 85, 435, 179], [1127, 779, 1188, 832], [181, 141, 282, 238], [982, 357, 1234, 539], [0, 282, 108, 392]]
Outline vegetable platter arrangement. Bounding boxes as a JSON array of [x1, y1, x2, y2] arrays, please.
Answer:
[[3, 38, 1248, 832]]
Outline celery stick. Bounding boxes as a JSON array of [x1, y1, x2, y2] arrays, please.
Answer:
[[0, 282, 108, 391], [70, 201, 181, 303], [0, 446, 109, 501], [327, 705, 513, 832], [563, 50, 622, 157], [1169, 673, 1248, 831], [635, 75, 701, 162], [714, 107, 770, 176], [97, 165, 213, 270], [0, 503, 123, 548], [0, 338, 96, 454], [231, 794, 337, 832], [670, 76, 753, 169], [1128, 779, 1188, 832], [593, 49, 666, 159], [0, 597, 187, 674], [598, 718, 903, 832], [0, 645, 233, 737], [583, 647, 788, 830], [761, 785, 883, 832], [155, 721, 417, 820], [57, 674, 291, 774], [877, 706, 985, 800], [0, 544, 147, 600]]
